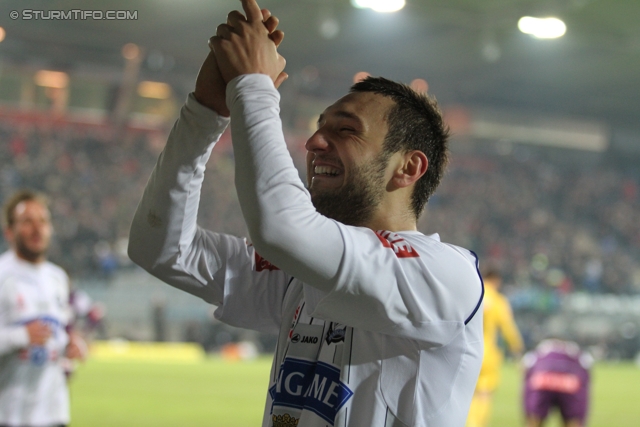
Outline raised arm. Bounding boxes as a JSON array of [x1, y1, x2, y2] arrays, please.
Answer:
[[128, 15, 293, 332], [212, 0, 344, 292], [130, 3, 289, 282], [127, 91, 230, 302], [226, 76, 344, 291]]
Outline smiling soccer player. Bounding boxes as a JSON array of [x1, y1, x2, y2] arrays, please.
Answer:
[[129, 1, 484, 426]]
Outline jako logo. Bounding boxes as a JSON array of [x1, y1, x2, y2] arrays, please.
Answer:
[[291, 334, 318, 344]]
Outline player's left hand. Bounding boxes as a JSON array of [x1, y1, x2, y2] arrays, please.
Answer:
[[194, 51, 230, 116], [66, 332, 88, 361], [211, 0, 287, 87], [195, 6, 286, 116]]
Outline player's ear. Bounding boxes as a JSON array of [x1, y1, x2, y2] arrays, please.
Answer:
[[391, 150, 428, 189]]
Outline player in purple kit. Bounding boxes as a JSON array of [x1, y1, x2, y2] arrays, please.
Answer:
[[522, 339, 592, 427]]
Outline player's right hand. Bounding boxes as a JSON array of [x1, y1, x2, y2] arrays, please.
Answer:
[[211, 0, 287, 87], [25, 320, 51, 346], [194, 6, 286, 117]]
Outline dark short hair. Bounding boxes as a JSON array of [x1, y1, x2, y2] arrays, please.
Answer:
[[350, 76, 450, 218], [2, 189, 49, 229]]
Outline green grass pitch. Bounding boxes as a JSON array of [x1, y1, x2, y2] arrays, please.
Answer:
[[69, 358, 640, 426]]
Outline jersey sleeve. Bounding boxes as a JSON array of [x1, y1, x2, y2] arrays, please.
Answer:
[[226, 75, 344, 292], [128, 93, 291, 334], [210, 236, 292, 333], [0, 278, 29, 354], [226, 75, 483, 344], [0, 327, 29, 355]]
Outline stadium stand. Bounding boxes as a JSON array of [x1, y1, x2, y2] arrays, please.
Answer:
[[1, 114, 637, 296]]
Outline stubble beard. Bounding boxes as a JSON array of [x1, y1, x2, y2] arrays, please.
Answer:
[[15, 235, 48, 263], [310, 153, 389, 227]]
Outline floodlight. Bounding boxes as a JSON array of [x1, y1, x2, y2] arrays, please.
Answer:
[[137, 81, 172, 99], [122, 43, 141, 60], [351, 0, 406, 13], [518, 16, 566, 39], [34, 70, 69, 89]]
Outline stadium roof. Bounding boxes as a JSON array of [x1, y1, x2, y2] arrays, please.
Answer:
[[1, 0, 639, 130]]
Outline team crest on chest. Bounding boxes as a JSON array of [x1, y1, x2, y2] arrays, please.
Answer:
[[325, 322, 346, 345]]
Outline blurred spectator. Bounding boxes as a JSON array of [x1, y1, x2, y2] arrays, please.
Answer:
[[0, 118, 245, 278], [419, 146, 640, 295]]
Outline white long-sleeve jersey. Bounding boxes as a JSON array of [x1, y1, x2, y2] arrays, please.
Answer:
[[129, 74, 484, 427], [0, 251, 71, 426]]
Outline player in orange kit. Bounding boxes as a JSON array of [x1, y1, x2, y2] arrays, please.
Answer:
[[467, 268, 524, 427]]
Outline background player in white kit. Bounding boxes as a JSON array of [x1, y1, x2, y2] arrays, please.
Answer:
[[0, 190, 86, 427], [129, 1, 485, 426]]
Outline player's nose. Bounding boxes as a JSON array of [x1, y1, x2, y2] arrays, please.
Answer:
[[305, 131, 332, 153]]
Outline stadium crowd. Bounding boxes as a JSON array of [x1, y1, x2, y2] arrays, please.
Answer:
[[1, 116, 638, 295], [421, 146, 640, 295], [0, 117, 165, 277]]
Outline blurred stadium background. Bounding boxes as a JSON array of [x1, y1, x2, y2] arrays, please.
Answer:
[[1, 0, 639, 425]]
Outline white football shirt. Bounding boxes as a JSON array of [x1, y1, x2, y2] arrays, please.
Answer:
[[0, 251, 71, 426], [129, 75, 484, 427]]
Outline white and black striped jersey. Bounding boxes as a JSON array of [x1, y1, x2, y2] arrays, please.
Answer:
[[129, 75, 484, 427]]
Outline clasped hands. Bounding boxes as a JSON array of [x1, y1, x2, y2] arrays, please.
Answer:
[[25, 319, 87, 361], [194, 0, 287, 117]]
